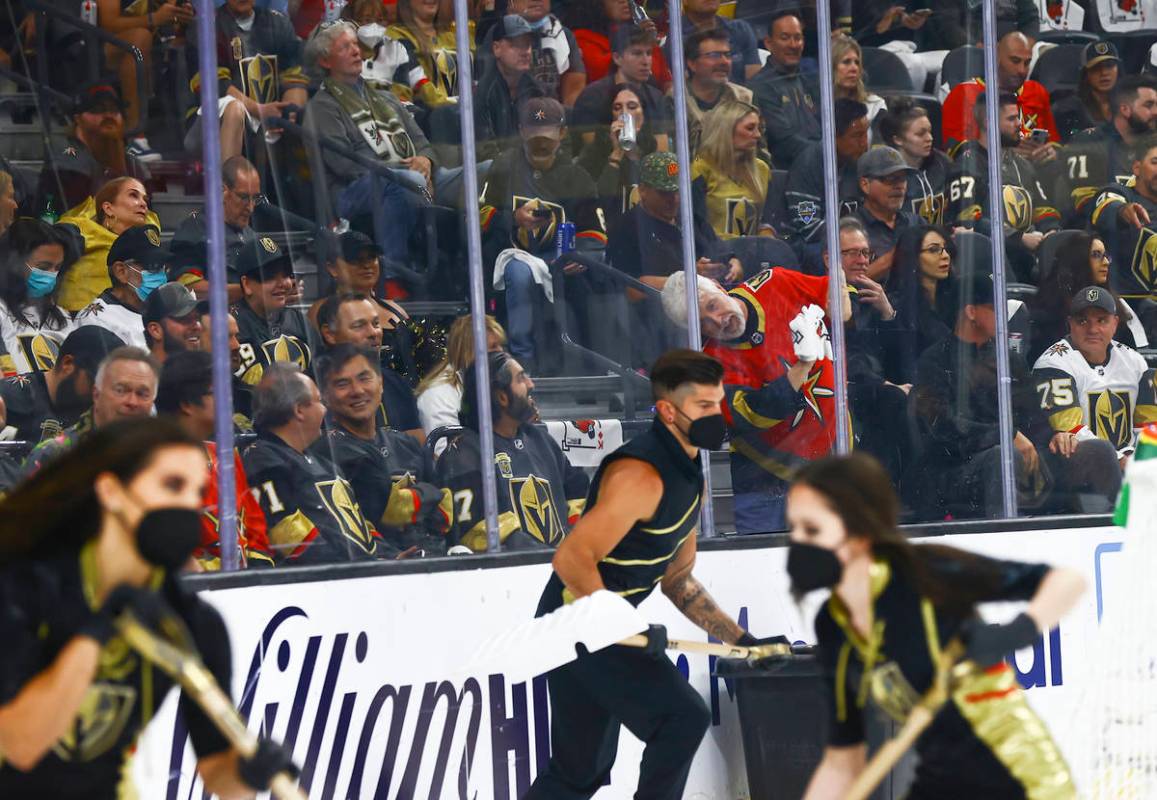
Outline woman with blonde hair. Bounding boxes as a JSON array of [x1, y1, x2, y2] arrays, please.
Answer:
[[691, 101, 769, 242], [58, 176, 160, 312], [832, 35, 887, 131], [416, 314, 506, 435], [387, 0, 474, 107]]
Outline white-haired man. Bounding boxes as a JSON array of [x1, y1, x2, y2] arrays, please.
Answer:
[[662, 266, 848, 533]]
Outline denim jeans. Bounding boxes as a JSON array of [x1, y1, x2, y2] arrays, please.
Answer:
[[733, 484, 788, 534], [502, 257, 536, 362], [337, 172, 422, 264]]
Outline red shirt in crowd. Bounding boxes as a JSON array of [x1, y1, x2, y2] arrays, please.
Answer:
[[941, 78, 1059, 151]]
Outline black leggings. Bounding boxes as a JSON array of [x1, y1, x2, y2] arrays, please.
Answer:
[[522, 644, 711, 800]]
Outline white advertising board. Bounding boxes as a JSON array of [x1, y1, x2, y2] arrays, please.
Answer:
[[133, 523, 1123, 799]]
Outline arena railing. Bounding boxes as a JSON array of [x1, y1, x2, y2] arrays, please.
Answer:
[[23, 0, 148, 137]]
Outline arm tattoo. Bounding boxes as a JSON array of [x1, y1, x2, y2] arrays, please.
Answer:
[[666, 574, 745, 644]]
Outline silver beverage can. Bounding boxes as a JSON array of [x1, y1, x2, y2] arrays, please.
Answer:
[[619, 112, 637, 152]]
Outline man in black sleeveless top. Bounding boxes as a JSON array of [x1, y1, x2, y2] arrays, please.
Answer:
[[527, 349, 776, 800]]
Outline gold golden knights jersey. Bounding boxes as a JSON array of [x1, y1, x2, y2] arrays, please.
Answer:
[[690, 156, 769, 239], [1032, 337, 1157, 457]]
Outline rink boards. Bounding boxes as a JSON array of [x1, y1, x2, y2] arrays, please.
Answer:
[[135, 520, 1120, 799]]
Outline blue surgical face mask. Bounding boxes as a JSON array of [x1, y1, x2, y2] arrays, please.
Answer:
[[26, 265, 58, 298], [135, 268, 168, 302]]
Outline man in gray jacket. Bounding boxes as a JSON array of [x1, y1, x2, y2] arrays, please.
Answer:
[[749, 10, 820, 170], [303, 20, 443, 266]]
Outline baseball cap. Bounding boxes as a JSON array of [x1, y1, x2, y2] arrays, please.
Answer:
[[958, 269, 995, 307], [73, 80, 125, 115], [58, 325, 126, 373], [519, 97, 566, 139], [1070, 285, 1117, 316], [857, 146, 917, 179], [641, 152, 680, 192], [492, 14, 534, 41], [236, 235, 293, 279], [107, 225, 168, 270], [143, 282, 199, 324], [1082, 40, 1120, 71], [339, 230, 382, 262]]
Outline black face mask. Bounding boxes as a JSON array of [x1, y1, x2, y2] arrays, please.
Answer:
[[672, 406, 727, 451], [135, 508, 202, 570], [787, 541, 844, 595]]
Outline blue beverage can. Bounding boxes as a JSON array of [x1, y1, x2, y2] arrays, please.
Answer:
[[555, 221, 576, 259]]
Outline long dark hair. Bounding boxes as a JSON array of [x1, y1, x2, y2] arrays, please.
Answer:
[[0, 417, 201, 564], [885, 224, 955, 323], [793, 453, 1008, 616], [578, 83, 658, 174], [0, 218, 77, 330], [1033, 231, 1133, 326]]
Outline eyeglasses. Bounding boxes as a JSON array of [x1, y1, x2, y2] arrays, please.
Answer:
[[840, 248, 874, 260], [227, 189, 267, 207], [921, 244, 951, 255], [1091, 250, 1111, 262], [698, 50, 733, 61]]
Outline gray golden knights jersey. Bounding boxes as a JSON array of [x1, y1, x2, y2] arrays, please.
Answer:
[[436, 425, 589, 553], [1032, 337, 1157, 456]]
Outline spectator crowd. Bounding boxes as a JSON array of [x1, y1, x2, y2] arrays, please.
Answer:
[[0, 0, 1156, 563]]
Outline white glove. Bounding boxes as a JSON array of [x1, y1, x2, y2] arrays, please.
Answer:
[[790, 304, 826, 363], [807, 304, 834, 361]]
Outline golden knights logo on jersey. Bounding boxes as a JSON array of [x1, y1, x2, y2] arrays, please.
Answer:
[[869, 661, 922, 724], [1001, 184, 1033, 234], [315, 478, 377, 554], [512, 196, 566, 252], [429, 47, 458, 97], [239, 51, 280, 104], [1088, 390, 1133, 449], [17, 332, 62, 372], [52, 682, 136, 763], [725, 197, 757, 237], [507, 474, 565, 546], [235, 335, 311, 385], [52, 636, 143, 763], [911, 192, 946, 225], [1131, 227, 1157, 293]]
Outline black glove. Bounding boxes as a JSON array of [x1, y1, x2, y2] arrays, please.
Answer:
[[642, 624, 668, 658], [77, 584, 165, 646], [238, 738, 299, 791], [960, 612, 1039, 668]]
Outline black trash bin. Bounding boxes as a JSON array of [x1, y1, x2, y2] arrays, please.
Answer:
[[715, 653, 828, 800], [716, 654, 916, 800]]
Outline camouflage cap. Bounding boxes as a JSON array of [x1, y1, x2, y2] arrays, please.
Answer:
[[641, 152, 680, 192]]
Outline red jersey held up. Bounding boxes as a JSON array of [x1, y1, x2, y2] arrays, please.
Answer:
[[705, 268, 837, 491]]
